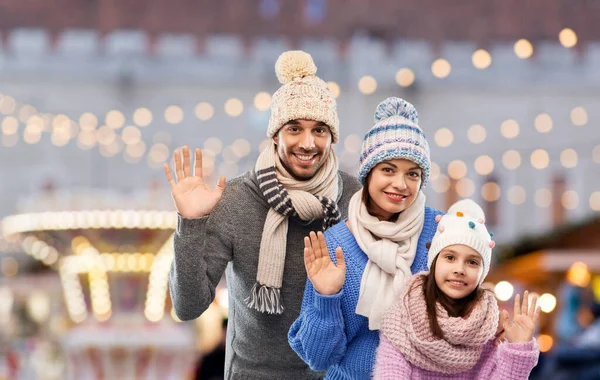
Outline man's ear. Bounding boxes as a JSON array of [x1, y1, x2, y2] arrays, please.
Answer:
[[273, 135, 278, 145]]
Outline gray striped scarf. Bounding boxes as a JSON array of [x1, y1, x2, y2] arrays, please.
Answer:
[[245, 140, 340, 314]]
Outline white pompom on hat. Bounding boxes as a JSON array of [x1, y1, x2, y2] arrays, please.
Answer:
[[274, 50, 317, 84]]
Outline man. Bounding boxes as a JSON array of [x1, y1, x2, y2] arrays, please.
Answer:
[[165, 50, 361, 379]]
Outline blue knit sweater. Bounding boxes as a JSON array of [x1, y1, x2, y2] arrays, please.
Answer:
[[288, 207, 443, 380]]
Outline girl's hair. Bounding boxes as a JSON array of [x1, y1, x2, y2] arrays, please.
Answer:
[[407, 255, 490, 340]]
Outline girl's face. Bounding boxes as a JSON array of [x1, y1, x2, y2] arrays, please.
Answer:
[[366, 159, 422, 221], [434, 244, 483, 300]]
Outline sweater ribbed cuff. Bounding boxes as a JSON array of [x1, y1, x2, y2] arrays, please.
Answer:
[[504, 339, 537, 352], [312, 289, 344, 320], [176, 214, 209, 236]]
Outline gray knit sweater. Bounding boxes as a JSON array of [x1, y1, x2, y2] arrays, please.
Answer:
[[169, 169, 361, 380]]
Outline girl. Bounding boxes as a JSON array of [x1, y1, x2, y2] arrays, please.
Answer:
[[374, 199, 541, 379], [288, 97, 443, 379]]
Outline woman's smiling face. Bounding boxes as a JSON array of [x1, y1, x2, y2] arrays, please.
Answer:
[[365, 159, 422, 221]]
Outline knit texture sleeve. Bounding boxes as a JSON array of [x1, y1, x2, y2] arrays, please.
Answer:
[[489, 339, 539, 380], [288, 278, 348, 371], [373, 333, 412, 379], [169, 194, 234, 321]]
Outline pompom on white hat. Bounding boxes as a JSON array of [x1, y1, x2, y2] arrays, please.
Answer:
[[267, 50, 339, 142]]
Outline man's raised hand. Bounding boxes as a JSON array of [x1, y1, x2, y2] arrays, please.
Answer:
[[163, 146, 226, 219]]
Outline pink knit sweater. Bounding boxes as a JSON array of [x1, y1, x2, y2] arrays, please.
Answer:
[[374, 334, 539, 379], [374, 274, 539, 379]]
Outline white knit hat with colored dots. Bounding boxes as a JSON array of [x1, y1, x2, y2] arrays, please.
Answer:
[[427, 199, 495, 284], [267, 50, 339, 142]]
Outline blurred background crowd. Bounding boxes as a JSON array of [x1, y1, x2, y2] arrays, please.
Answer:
[[0, 0, 599, 379]]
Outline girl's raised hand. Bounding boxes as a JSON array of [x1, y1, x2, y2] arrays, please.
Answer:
[[501, 290, 542, 344]]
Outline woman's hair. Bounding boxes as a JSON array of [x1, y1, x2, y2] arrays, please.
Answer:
[[361, 170, 375, 210], [362, 168, 402, 222], [407, 255, 490, 340]]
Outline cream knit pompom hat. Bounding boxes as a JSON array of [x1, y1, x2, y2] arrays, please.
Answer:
[[267, 50, 339, 142]]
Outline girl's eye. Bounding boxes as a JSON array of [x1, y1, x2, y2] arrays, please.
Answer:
[[469, 260, 480, 266], [445, 255, 454, 261], [382, 167, 393, 173], [408, 171, 420, 178], [289, 127, 299, 132]]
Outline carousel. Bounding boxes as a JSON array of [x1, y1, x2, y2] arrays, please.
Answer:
[[1, 186, 197, 379]]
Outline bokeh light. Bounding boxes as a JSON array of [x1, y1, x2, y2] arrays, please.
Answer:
[[431, 58, 451, 78], [358, 76, 377, 94], [494, 281, 514, 301]]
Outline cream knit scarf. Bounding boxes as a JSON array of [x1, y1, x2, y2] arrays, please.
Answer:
[[349, 190, 425, 330], [381, 274, 499, 374], [246, 140, 340, 314]]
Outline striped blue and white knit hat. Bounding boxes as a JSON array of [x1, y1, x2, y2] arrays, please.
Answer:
[[358, 97, 431, 187]]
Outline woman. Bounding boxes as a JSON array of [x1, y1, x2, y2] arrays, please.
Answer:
[[288, 97, 443, 379]]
